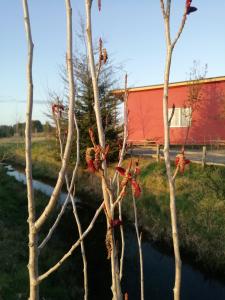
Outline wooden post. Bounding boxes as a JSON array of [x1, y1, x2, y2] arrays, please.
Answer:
[[202, 146, 206, 168], [156, 144, 160, 162]]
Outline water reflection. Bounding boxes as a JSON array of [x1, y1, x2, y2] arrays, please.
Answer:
[[5, 164, 80, 204], [4, 164, 225, 299], [123, 229, 225, 300]]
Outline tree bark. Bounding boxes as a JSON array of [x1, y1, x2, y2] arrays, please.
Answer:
[[160, 1, 188, 299], [132, 192, 144, 300], [34, 0, 75, 232], [163, 39, 182, 300], [57, 121, 88, 300], [22, 0, 39, 299], [85, 1, 122, 299]]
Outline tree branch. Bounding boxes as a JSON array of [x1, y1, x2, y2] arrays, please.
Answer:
[[172, 7, 187, 49], [35, 0, 75, 231], [168, 103, 175, 127], [160, 0, 166, 18], [38, 202, 104, 283]]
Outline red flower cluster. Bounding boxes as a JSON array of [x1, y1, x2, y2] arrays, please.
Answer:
[[175, 151, 190, 174], [116, 161, 141, 198], [98, 0, 101, 12], [85, 128, 109, 173], [110, 219, 123, 228], [52, 104, 64, 117], [134, 160, 141, 175], [186, 0, 197, 15], [99, 38, 108, 64]]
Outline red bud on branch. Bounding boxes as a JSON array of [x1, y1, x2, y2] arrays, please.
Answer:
[[98, 0, 101, 12], [116, 166, 126, 176], [175, 152, 190, 174], [186, 0, 197, 15], [131, 179, 141, 198], [110, 219, 123, 228]]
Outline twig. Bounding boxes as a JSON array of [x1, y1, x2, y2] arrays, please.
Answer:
[[160, 0, 166, 18], [52, 93, 88, 300], [171, 8, 187, 49], [35, 0, 75, 231], [118, 176, 125, 281], [38, 193, 70, 250], [112, 74, 129, 185], [168, 104, 175, 127], [39, 114, 80, 251], [132, 191, 144, 300], [38, 202, 104, 283], [96, 38, 103, 82], [113, 74, 129, 281], [172, 165, 179, 181], [112, 186, 126, 208]]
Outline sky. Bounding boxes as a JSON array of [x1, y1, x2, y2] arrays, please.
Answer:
[[0, 0, 225, 125]]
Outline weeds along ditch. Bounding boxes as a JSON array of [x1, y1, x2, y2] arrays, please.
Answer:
[[1, 139, 225, 274], [1, 164, 225, 299], [128, 161, 225, 268], [1, 140, 225, 298]]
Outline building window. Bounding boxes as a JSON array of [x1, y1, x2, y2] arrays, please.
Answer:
[[168, 107, 192, 127]]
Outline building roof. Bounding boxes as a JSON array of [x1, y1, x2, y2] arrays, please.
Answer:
[[113, 75, 225, 95]]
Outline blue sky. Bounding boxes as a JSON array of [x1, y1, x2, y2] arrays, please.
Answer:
[[0, 0, 225, 125]]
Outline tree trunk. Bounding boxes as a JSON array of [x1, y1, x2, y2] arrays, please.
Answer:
[[132, 193, 144, 300], [160, 2, 188, 298], [85, 1, 122, 299], [22, 0, 39, 299], [162, 44, 182, 300]]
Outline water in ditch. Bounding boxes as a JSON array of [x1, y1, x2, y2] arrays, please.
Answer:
[[5, 164, 225, 299]]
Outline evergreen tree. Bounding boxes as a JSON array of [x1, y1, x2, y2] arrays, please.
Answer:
[[73, 49, 121, 156], [51, 28, 123, 162]]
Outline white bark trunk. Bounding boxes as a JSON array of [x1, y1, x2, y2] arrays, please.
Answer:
[[34, 0, 75, 231], [115, 75, 128, 280], [59, 132, 88, 300], [160, 1, 188, 299], [118, 182, 125, 281], [163, 42, 182, 300], [132, 193, 144, 300], [85, 1, 122, 298], [22, 1, 39, 299]]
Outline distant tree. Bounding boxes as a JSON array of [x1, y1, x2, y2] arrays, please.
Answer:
[[32, 120, 43, 133], [0, 125, 14, 138], [183, 61, 208, 145], [43, 121, 53, 135], [13, 122, 25, 136], [12, 120, 44, 136]]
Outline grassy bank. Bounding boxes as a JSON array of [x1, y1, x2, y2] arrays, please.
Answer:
[[124, 161, 225, 275], [0, 165, 89, 299], [1, 138, 225, 277]]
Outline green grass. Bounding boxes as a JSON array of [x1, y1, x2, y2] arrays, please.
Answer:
[[1, 138, 225, 276], [0, 166, 85, 299], [122, 161, 225, 274], [0, 166, 37, 299]]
